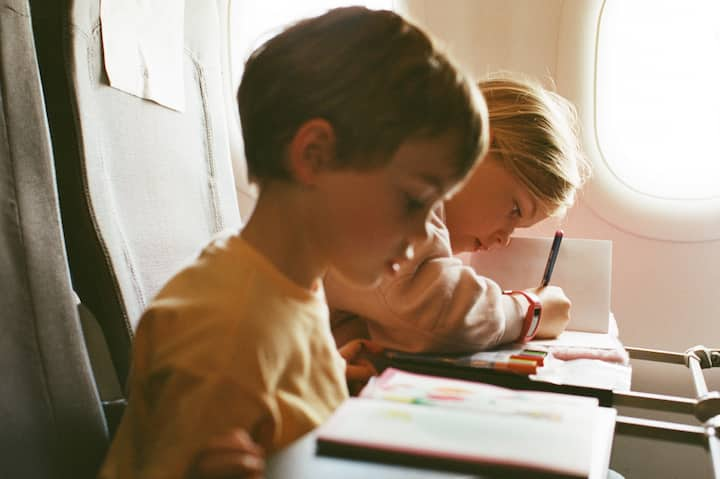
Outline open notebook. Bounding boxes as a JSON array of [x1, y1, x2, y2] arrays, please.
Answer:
[[317, 368, 616, 478]]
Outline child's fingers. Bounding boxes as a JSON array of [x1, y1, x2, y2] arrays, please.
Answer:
[[345, 359, 377, 381], [205, 429, 264, 456], [359, 339, 385, 354], [338, 338, 364, 360], [192, 450, 264, 479], [338, 339, 384, 361], [190, 429, 265, 478], [346, 360, 378, 396]]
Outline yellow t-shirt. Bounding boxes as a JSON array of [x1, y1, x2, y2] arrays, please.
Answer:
[[99, 234, 348, 479]]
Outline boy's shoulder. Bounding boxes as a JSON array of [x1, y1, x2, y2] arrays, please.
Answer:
[[137, 231, 256, 326], [148, 231, 321, 323]]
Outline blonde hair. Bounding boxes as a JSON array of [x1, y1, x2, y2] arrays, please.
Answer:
[[479, 73, 590, 217]]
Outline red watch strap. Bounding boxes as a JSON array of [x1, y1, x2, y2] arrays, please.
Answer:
[[502, 290, 542, 342]]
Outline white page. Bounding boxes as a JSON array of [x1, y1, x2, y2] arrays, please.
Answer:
[[469, 237, 612, 333], [531, 331, 623, 349], [318, 397, 604, 477]]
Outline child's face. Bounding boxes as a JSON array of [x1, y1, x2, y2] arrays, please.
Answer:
[[443, 154, 548, 253], [317, 132, 466, 288]]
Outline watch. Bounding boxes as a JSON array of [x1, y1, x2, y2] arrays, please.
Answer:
[[502, 290, 542, 342]]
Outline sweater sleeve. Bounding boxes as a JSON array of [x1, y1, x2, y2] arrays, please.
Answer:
[[325, 209, 526, 353]]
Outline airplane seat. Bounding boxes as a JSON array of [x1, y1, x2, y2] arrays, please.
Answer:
[[0, 0, 109, 477], [29, 0, 242, 426]]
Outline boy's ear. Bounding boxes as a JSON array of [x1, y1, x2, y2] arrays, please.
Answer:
[[288, 118, 336, 185]]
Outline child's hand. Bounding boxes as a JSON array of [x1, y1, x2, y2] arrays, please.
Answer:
[[529, 286, 571, 339], [338, 339, 384, 396], [188, 429, 264, 479]]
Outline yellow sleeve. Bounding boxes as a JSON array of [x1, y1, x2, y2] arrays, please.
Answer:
[[118, 307, 279, 479], [135, 370, 274, 479]]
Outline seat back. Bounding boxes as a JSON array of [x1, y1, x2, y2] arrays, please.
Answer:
[[0, 0, 109, 477], [32, 0, 242, 387]]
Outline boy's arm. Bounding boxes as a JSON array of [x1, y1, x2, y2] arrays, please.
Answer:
[[171, 379, 270, 477], [326, 213, 525, 353], [99, 370, 272, 479], [100, 311, 275, 479]]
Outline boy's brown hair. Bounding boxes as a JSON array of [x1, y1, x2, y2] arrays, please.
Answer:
[[238, 7, 488, 185], [480, 73, 590, 216]]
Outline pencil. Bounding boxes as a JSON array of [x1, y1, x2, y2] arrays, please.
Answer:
[[540, 230, 563, 287]]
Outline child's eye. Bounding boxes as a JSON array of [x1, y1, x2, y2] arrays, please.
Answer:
[[405, 194, 426, 214], [510, 201, 521, 218]]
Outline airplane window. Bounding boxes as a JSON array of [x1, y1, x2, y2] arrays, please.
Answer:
[[554, 0, 720, 241], [596, 0, 720, 200], [229, 0, 396, 91]]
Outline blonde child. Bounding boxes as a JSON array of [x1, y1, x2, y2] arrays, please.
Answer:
[[327, 73, 589, 352], [98, 7, 488, 479]]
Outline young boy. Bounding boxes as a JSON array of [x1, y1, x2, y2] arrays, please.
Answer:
[[327, 73, 590, 352], [98, 6, 488, 479]]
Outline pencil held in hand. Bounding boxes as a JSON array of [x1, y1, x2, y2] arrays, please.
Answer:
[[540, 230, 563, 287]]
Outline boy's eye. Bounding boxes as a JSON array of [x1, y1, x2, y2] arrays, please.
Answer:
[[405, 194, 427, 213], [510, 201, 521, 218]]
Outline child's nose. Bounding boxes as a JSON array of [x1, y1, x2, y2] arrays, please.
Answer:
[[402, 244, 415, 261], [489, 230, 512, 249]]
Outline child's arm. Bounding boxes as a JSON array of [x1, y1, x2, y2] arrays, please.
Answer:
[[327, 248, 517, 352], [188, 429, 264, 479], [326, 210, 570, 353], [101, 311, 277, 479]]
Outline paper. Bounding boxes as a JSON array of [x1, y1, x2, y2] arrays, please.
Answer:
[[470, 236, 612, 333], [533, 358, 632, 391], [530, 331, 623, 350], [100, 0, 185, 111], [385, 338, 632, 390]]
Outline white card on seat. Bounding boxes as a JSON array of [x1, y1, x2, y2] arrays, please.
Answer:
[[100, 0, 185, 111]]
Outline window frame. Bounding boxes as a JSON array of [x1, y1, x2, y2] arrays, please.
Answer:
[[556, 0, 720, 242]]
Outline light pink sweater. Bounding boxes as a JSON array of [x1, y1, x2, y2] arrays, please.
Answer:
[[325, 205, 526, 352]]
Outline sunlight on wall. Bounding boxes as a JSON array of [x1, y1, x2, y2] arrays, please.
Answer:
[[229, 0, 394, 90]]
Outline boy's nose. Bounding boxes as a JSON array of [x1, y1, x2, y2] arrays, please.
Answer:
[[402, 244, 415, 261]]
